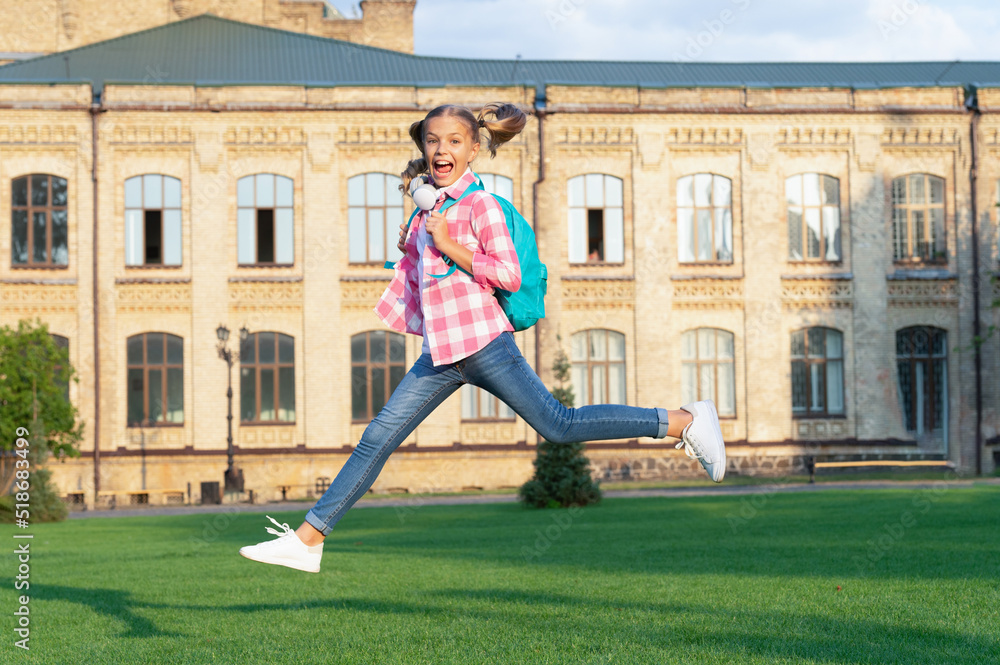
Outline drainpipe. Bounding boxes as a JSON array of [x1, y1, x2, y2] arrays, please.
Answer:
[[968, 91, 983, 475], [532, 86, 547, 444], [90, 99, 101, 503]]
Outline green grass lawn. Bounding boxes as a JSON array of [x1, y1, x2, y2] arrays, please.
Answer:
[[2, 486, 998, 664]]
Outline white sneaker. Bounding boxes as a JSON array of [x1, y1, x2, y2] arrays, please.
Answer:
[[239, 515, 323, 573], [677, 400, 727, 483]]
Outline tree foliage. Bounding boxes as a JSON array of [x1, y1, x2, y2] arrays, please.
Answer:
[[0, 319, 82, 521], [519, 336, 602, 508]]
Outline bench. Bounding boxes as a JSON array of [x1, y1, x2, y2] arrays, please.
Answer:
[[805, 456, 954, 483]]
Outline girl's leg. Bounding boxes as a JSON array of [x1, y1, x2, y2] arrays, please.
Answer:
[[300, 353, 463, 539], [464, 333, 668, 443]]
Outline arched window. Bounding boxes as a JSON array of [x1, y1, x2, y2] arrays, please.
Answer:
[[461, 385, 514, 420], [677, 174, 733, 263], [896, 327, 947, 435], [348, 173, 403, 264], [786, 173, 841, 261], [478, 173, 514, 201], [237, 174, 294, 265], [791, 327, 844, 416], [681, 328, 736, 417], [50, 334, 70, 401], [125, 174, 182, 266], [571, 329, 626, 407], [127, 333, 183, 425], [351, 331, 405, 422], [567, 174, 624, 264], [12, 174, 68, 266], [892, 174, 945, 262], [240, 332, 295, 423]]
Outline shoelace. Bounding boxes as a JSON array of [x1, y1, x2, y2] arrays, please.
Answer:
[[675, 438, 705, 460], [263, 515, 294, 538]]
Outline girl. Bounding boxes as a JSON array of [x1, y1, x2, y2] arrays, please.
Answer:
[[240, 103, 726, 573]]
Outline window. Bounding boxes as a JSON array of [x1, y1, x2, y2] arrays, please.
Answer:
[[462, 385, 514, 420], [237, 174, 294, 265], [570, 329, 626, 406], [677, 174, 733, 263], [791, 328, 844, 417], [127, 333, 183, 425], [348, 173, 404, 264], [240, 332, 295, 423], [681, 328, 736, 417], [786, 174, 841, 261], [12, 174, 68, 267], [892, 174, 945, 262], [478, 173, 514, 201], [896, 327, 947, 435], [125, 174, 182, 266], [351, 331, 405, 421], [51, 334, 69, 402], [567, 174, 624, 263]]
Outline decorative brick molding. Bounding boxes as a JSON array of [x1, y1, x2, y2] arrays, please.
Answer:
[[0, 283, 77, 314], [670, 278, 743, 310], [240, 426, 296, 447], [111, 125, 192, 144], [555, 126, 634, 145], [117, 282, 192, 313], [228, 281, 304, 313], [561, 280, 635, 310], [0, 125, 80, 144], [780, 278, 853, 309], [341, 279, 390, 311], [887, 279, 959, 307], [460, 422, 519, 445], [882, 127, 961, 146], [777, 127, 851, 145], [337, 125, 409, 144], [224, 126, 306, 145], [665, 127, 743, 146]]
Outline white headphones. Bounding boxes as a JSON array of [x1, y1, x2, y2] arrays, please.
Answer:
[[408, 175, 438, 211]]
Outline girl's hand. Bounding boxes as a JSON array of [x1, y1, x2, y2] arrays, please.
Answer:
[[397, 222, 408, 253], [424, 212, 454, 250]]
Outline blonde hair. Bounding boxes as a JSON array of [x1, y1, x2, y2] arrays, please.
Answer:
[[400, 102, 528, 193]]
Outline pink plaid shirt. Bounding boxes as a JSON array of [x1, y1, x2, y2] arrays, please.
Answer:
[[374, 169, 521, 366]]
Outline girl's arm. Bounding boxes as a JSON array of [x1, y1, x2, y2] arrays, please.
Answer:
[[425, 194, 521, 291]]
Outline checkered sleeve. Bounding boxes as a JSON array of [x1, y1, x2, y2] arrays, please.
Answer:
[[468, 193, 521, 292]]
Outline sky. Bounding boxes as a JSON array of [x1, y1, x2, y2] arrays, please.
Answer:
[[350, 0, 998, 62]]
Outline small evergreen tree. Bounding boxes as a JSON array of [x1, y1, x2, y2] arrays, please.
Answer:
[[0, 319, 82, 522], [519, 336, 602, 508]]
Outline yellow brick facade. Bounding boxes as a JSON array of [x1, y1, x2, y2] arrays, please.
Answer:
[[2, 73, 999, 508], [0, 0, 415, 64]]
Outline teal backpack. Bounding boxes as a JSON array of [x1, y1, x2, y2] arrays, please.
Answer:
[[384, 175, 547, 331]]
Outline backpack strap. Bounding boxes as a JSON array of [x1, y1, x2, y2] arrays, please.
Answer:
[[383, 176, 485, 275]]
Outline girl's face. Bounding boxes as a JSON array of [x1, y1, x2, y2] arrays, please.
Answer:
[[423, 115, 480, 188]]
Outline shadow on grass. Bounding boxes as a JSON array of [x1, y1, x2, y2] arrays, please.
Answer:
[[31, 584, 182, 638], [31, 583, 997, 663]]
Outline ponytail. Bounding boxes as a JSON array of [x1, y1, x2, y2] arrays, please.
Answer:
[[400, 157, 428, 194], [477, 102, 528, 158]]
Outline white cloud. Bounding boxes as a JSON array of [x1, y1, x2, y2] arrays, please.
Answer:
[[410, 0, 1000, 61]]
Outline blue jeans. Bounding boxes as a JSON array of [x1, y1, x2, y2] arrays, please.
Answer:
[[305, 332, 668, 535]]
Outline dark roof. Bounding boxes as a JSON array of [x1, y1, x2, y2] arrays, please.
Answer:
[[1, 14, 999, 97]]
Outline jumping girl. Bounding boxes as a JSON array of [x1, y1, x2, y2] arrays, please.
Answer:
[[240, 103, 727, 573]]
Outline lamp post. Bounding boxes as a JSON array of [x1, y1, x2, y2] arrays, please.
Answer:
[[217, 324, 249, 493]]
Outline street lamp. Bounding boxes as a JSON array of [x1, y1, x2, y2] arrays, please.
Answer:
[[217, 324, 249, 493]]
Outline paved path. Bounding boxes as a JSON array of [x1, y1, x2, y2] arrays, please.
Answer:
[[67, 477, 999, 520]]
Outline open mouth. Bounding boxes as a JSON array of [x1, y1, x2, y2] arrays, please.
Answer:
[[433, 160, 454, 178]]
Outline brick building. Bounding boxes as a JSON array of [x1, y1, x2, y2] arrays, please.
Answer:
[[0, 3, 998, 508]]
